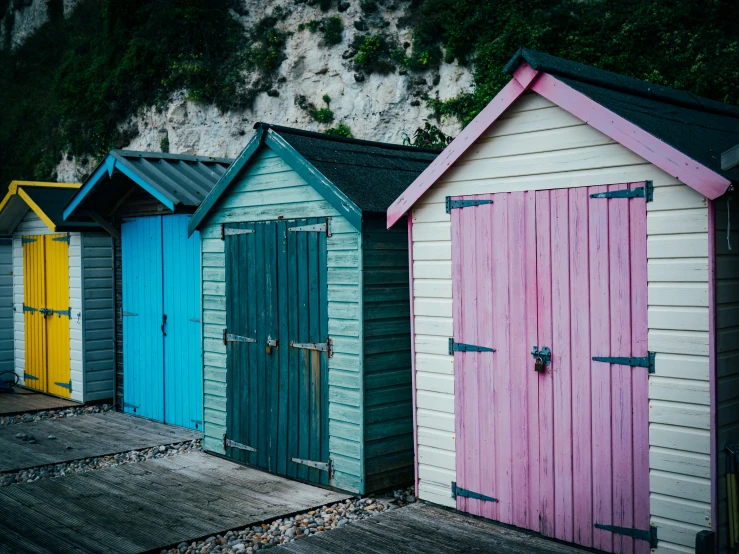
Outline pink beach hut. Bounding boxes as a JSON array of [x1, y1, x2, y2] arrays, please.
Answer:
[[387, 49, 739, 554]]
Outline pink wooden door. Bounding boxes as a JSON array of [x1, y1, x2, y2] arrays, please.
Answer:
[[450, 184, 649, 554]]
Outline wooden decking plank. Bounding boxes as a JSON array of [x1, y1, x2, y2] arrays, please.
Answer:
[[0, 487, 122, 554], [3, 477, 146, 552], [303, 524, 414, 554], [90, 462, 251, 525], [275, 504, 589, 554], [85, 413, 199, 442], [0, 518, 56, 554], [154, 453, 347, 508], [0, 390, 79, 415], [1, 452, 353, 553], [0, 412, 199, 473], [46, 473, 207, 550], [401, 505, 582, 553]]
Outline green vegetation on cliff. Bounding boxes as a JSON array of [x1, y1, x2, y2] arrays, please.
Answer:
[[0, 0, 261, 184], [410, 0, 739, 125], [0, 0, 736, 187]]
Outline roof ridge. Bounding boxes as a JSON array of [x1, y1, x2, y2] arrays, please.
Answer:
[[505, 47, 739, 119], [254, 122, 443, 154], [111, 150, 233, 164]]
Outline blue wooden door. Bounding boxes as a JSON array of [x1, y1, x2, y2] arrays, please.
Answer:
[[121, 216, 164, 421], [122, 215, 202, 429], [162, 215, 203, 429], [224, 218, 329, 485]]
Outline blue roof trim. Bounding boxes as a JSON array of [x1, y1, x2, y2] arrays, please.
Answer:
[[263, 130, 362, 230], [62, 156, 115, 220], [188, 128, 265, 236]]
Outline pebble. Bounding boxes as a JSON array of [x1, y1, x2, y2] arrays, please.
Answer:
[[1, 438, 202, 487], [159, 487, 416, 554], [0, 404, 112, 426]]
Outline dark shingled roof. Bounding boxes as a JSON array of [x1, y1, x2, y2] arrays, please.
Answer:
[[22, 186, 99, 230], [505, 48, 739, 183], [257, 123, 440, 213]]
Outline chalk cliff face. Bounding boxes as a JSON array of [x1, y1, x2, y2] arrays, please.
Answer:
[[3, 0, 472, 182]]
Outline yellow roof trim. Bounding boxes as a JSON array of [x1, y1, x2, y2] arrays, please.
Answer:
[[8, 181, 80, 189], [17, 188, 57, 232]]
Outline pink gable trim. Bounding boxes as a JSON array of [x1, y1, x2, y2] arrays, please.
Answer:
[[529, 73, 731, 200], [386, 62, 732, 228], [386, 72, 534, 227]]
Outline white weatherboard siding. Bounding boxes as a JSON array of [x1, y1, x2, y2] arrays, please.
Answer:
[[12, 211, 84, 402], [410, 93, 711, 553], [200, 148, 364, 492]]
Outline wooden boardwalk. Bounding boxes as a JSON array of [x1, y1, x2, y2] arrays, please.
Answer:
[[276, 502, 587, 554], [0, 388, 79, 415], [0, 412, 200, 472], [0, 451, 349, 554]]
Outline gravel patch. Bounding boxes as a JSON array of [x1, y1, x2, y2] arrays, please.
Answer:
[[0, 403, 113, 426], [1, 438, 201, 486], [160, 488, 417, 554]]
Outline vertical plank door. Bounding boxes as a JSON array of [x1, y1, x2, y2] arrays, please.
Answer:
[[121, 217, 164, 421], [44, 234, 71, 398], [285, 218, 329, 486], [224, 218, 329, 486], [450, 193, 539, 528], [162, 215, 203, 430], [22, 235, 47, 392], [450, 185, 649, 554], [225, 221, 262, 468]]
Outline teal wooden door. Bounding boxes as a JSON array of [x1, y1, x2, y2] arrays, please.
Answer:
[[224, 218, 329, 485]]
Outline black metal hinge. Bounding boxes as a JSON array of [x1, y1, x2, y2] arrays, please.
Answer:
[[594, 523, 658, 548], [23, 373, 39, 381], [451, 482, 498, 503], [291, 457, 334, 478], [223, 329, 256, 345], [54, 380, 72, 392], [224, 436, 257, 452], [446, 197, 493, 213], [52, 234, 71, 243], [22, 304, 36, 313], [22, 237, 36, 244], [290, 338, 333, 358], [123, 402, 138, 411], [449, 338, 495, 355], [592, 352, 655, 374], [221, 224, 254, 240], [590, 181, 653, 202], [55, 308, 71, 318], [288, 217, 332, 237]]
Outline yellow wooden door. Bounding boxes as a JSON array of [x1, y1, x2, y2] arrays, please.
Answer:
[[44, 234, 71, 398], [22, 235, 47, 392]]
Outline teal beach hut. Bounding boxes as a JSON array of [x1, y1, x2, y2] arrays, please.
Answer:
[[189, 123, 438, 493]]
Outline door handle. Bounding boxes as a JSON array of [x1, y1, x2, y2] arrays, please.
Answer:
[[161, 314, 167, 336]]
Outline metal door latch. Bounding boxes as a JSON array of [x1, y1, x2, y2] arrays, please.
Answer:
[[531, 345, 552, 373], [161, 314, 167, 336], [39, 308, 52, 317], [266, 335, 278, 354]]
